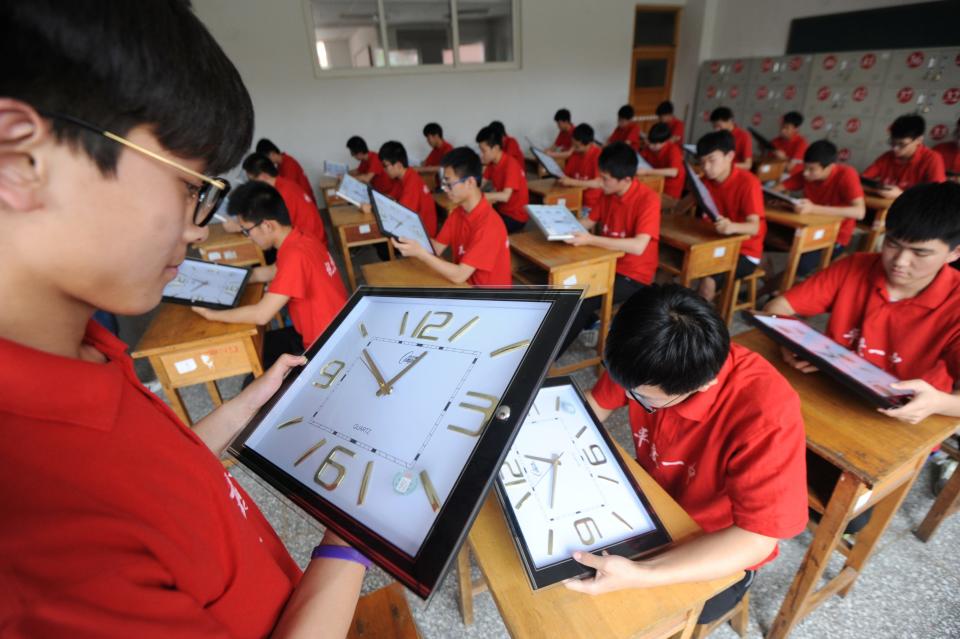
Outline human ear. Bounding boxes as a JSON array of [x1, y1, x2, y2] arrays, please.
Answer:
[[0, 99, 47, 212]]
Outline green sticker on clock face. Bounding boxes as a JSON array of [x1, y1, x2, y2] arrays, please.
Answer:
[[393, 470, 418, 495]]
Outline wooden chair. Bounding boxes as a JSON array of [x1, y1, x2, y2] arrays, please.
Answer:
[[725, 267, 766, 324], [915, 434, 960, 542], [347, 583, 421, 639], [692, 592, 750, 639]]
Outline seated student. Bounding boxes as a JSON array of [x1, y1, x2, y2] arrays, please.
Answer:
[[256, 137, 316, 202], [346, 135, 395, 194], [607, 104, 641, 150], [392, 147, 511, 286], [655, 100, 684, 144], [771, 111, 808, 171], [639, 122, 685, 201], [371, 140, 438, 237], [559, 142, 660, 353], [488, 120, 525, 165], [477, 125, 530, 233], [863, 114, 946, 199], [193, 181, 347, 369], [422, 122, 454, 167], [558, 123, 603, 216], [547, 108, 575, 159], [0, 3, 364, 636], [711, 107, 753, 170], [932, 116, 960, 177], [241, 152, 326, 245], [566, 285, 806, 627], [695, 130, 766, 303]]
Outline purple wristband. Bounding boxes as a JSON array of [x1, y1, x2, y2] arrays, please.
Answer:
[[311, 544, 372, 569]]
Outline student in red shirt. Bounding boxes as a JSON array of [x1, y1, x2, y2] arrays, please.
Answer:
[[347, 135, 395, 194], [696, 130, 767, 303], [655, 100, 685, 144], [0, 3, 364, 636], [393, 148, 511, 286], [422, 122, 454, 167], [711, 106, 753, 170], [477, 125, 530, 233], [607, 104, 641, 150], [193, 181, 348, 366], [559, 142, 660, 353], [256, 137, 317, 203], [771, 111, 808, 172], [639, 122, 686, 201], [242, 152, 327, 246], [489, 120, 525, 165], [863, 114, 946, 199], [547, 108, 575, 159], [558, 123, 603, 215], [566, 285, 806, 626], [932, 116, 960, 177], [371, 140, 438, 237]]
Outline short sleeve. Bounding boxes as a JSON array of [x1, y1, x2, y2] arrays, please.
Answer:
[[268, 247, 307, 300], [742, 175, 765, 218], [588, 197, 605, 222], [862, 157, 882, 178], [460, 219, 502, 274], [782, 255, 854, 315], [924, 151, 947, 183], [739, 132, 753, 159], [504, 158, 524, 191], [839, 168, 865, 203], [591, 371, 629, 411], [630, 190, 661, 241], [436, 214, 456, 248]]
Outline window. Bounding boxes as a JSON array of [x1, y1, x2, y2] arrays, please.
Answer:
[[305, 0, 520, 76]]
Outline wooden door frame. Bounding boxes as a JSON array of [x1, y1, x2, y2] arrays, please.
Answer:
[[629, 5, 682, 116]]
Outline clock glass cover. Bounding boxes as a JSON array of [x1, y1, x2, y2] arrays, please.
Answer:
[[161, 257, 250, 309]]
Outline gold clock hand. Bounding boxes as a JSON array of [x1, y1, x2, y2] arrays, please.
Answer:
[[360, 349, 390, 395], [549, 454, 561, 509], [377, 351, 428, 396]]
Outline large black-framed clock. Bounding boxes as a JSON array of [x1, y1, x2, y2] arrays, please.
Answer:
[[229, 287, 581, 599]]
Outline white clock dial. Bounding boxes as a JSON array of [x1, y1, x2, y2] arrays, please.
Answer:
[[245, 295, 551, 555], [162, 259, 246, 306]]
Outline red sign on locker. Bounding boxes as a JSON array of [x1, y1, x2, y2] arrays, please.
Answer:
[[838, 148, 851, 161], [823, 55, 837, 70], [729, 86, 740, 98], [710, 61, 720, 74], [789, 56, 803, 71], [944, 88, 960, 106], [860, 53, 876, 69], [784, 85, 798, 100], [756, 86, 769, 100], [702, 110, 711, 122], [852, 86, 868, 102], [811, 116, 826, 130], [846, 118, 861, 133], [752, 113, 763, 126], [762, 58, 773, 72], [706, 86, 717, 98], [733, 60, 744, 73], [906, 51, 924, 68], [817, 86, 832, 101], [931, 124, 949, 141], [897, 87, 915, 103]]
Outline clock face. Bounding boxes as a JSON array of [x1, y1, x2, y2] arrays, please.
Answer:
[[162, 258, 249, 308], [244, 294, 553, 556], [370, 188, 435, 255]]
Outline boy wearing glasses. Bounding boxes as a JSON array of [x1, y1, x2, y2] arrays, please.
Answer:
[[862, 114, 946, 199], [570, 285, 807, 626], [392, 147, 511, 285], [477, 125, 530, 233], [242, 151, 327, 245], [1, 3, 366, 636], [193, 181, 347, 368]]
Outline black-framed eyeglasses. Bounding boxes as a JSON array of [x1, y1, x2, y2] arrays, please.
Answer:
[[239, 220, 264, 237], [888, 138, 917, 150], [440, 176, 469, 191], [37, 110, 230, 227], [626, 388, 686, 414]]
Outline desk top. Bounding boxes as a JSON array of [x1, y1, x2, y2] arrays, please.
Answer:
[[864, 193, 895, 210], [132, 283, 264, 358], [329, 204, 373, 227], [433, 192, 455, 211], [764, 206, 844, 229], [469, 440, 742, 638], [734, 329, 960, 486], [360, 259, 469, 288], [509, 231, 622, 271], [528, 178, 583, 197], [659, 214, 745, 249], [194, 223, 250, 248]]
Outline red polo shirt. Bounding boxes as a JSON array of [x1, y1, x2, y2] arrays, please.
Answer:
[[666, 118, 685, 143], [392, 167, 438, 237], [278, 152, 316, 203], [588, 180, 661, 283], [782, 164, 864, 246], [483, 153, 530, 223], [357, 151, 396, 195], [274, 176, 326, 246], [436, 197, 512, 286], [591, 343, 808, 567], [0, 321, 301, 638], [503, 135, 525, 165], [704, 167, 767, 260], [553, 127, 574, 150], [784, 253, 960, 392], [564, 144, 602, 210], [772, 134, 808, 162], [641, 141, 686, 199], [933, 141, 960, 175], [270, 228, 348, 346], [424, 140, 454, 167], [607, 123, 641, 150], [862, 144, 946, 190], [731, 126, 753, 164]]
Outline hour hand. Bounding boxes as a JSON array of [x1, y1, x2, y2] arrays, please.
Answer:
[[377, 351, 427, 397], [361, 349, 390, 395]]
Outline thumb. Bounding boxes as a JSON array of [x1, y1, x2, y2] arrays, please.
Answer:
[[889, 379, 923, 391], [270, 354, 308, 373], [571, 551, 603, 569]]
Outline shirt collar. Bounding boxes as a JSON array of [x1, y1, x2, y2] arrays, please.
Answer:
[[669, 349, 735, 422], [872, 256, 960, 308]]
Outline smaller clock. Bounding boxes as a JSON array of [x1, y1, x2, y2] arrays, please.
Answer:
[[162, 257, 250, 309], [495, 377, 671, 590]]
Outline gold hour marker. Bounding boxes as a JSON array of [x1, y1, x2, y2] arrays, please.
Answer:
[[575, 426, 587, 439], [276, 416, 303, 429], [598, 475, 619, 484], [420, 470, 441, 512], [410, 311, 431, 340], [524, 454, 557, 464], [489, 339, 531, 358], [294, 439, 327, 466], [515, 492, 531, 509], [555, 397, 560, 412], [504, 479, 525, 486], [357, 461, 374, 505], [547, 529, 554, 555], [448, 315, 479, 342], [359, 322, 368, 337], [399, 311, 408, 336], [448, 392, 498, 437], [612, 511, 632, 530]]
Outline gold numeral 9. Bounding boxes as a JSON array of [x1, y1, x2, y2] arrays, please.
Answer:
[[315, 445, 355, 490], [583, 444, 607, 466], [313, 360, 345, 389], [573, 517, 603, 545]]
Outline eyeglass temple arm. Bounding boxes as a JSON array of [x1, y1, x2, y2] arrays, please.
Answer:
[[101, 132, 225, 190]]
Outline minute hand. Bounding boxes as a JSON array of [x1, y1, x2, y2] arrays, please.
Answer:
[[377, 352, 428, 396]]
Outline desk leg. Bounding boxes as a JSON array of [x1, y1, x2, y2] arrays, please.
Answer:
[[339, 227, 357, 291], [679, 604, 705, 639], [456, 545, 474, 626], [780, 235, 803, 293], [387, 240, 396, 260], [148, 355, 191, 425], [916, 454, 960, 541], [819, 242, 836, 271], [718, 263, 737, 324], [596, 264, 616, 367], [242, 336, 265, 378], [205, 381, 223, 408]]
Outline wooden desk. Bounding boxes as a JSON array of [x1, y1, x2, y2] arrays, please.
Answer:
[[734, 330, 960, 639], [764, 206, 842, 291], [509, 231, 622, 375], [657, 215, 745, 321], [458, 441, 742, 638], [360, 258, 469, 288], [753, 157, 789, 183], [528, 178, 584, 213], [132, 284, 265, 426], [859, 193, 895, 253], [195, 224, 265, 267], [635, 174, 665, 195], [329, 204, 394, 291], [317, 176, 340, 209]]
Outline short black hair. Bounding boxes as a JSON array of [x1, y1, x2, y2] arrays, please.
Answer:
[[572, 123, 595, 145], [5, 0, 253, 176], [554, 108, 571, 123], [598, 142, 638, 179], [890, 114, 926, 140], [647, 122, 671, 144], [255, 138, 280, 156], [696, 130, 736, 157], [655, 101, 674, 116], [803, 140, 838, 167], [440, 147, 483, 186], [782, 111, 804, 128], [242, 152, 278, 177], [885, 182, 960, 249], [476, 126, 503, 149], [617, 104, 635, 121], [710, 106, 734, 123], [227, 180, 291, 227], [346, 136, 369, 154], [423, 122, 443, 138], [488, 120, 507, 137], [378, 140, 408, 167], [604, 284, 731, 395]]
